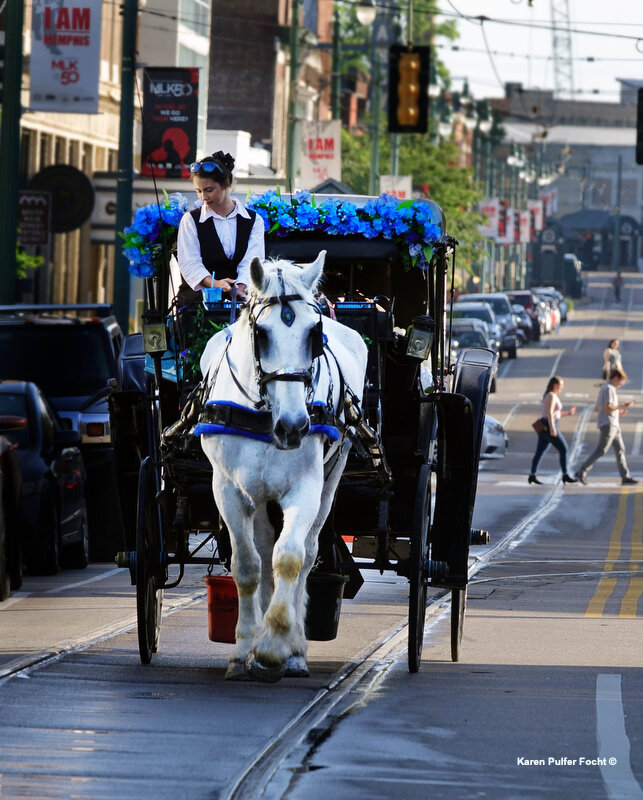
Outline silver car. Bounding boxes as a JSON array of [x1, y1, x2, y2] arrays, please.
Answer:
[[480, 415, 508, 460]]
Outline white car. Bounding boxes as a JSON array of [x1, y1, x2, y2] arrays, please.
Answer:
[[480, 415, 508, 460]]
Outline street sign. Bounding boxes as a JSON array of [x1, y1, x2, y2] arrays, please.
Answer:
[[17, 190, 51, 246]]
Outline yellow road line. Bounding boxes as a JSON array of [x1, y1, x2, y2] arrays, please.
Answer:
[[619, 492, 643, 618], [585, 492, 628, 617]]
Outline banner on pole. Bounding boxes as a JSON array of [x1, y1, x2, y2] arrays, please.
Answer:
[[478, 197, 499, 239], [140, 67, 199, 179], [29, 0, 103, 113], [526, 199, 544, 232], [379, 175, 413, 199], [518, 209, 531, 243], [300, 120, 341, 188]]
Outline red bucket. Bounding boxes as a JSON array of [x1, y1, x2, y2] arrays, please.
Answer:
[[203, 575, 239, 643]]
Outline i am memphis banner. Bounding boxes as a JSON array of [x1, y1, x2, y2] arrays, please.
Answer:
[[140, 67, 199, 179], [30, 0, 103, 113]]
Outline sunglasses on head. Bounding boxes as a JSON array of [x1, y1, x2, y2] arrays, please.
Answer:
[[189, 161, 224, 175]]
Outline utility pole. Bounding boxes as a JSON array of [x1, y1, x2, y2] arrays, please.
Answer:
[[286, 0, 300, 190], [113, 0, 138, 333], [0, 0, 25, 304], [330, 6, 341, 120], [612, 154, 622, 272]]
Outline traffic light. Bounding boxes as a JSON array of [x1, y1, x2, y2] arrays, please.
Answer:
[[388, 45, 429, 134], [636, 88, 643, 165]]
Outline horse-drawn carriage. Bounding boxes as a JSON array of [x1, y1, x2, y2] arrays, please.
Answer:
[[111, 193, 496, 679]]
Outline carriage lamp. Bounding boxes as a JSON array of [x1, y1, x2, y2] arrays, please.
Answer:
[[142, 311, 168, 355], [406, 314, 435, 360]]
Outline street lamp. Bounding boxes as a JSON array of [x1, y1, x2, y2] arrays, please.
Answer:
[[356, 0, 377, 26]]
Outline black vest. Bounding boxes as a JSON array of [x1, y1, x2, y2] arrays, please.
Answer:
[[177, 207, 257, 308], [190, 207, 256, 280]]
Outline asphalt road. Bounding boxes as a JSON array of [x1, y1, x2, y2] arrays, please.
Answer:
[[0, 271, 642, 800]]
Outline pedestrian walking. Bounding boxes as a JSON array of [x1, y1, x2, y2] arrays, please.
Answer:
[[613, 271, 624, 303], [528, 376, 578, 485], [602, 339, 623, 381], [574, 368, 638, 486]]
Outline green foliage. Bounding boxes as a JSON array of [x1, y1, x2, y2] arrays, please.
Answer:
[[340, 123, 486, 281], [16, 245, 44, 279], [181, 306, 228, 382]]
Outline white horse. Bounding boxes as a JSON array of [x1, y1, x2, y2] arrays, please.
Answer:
[[197, 251, 367, 682]]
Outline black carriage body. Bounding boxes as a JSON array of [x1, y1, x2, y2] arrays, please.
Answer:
[[266, 235, 430, 537], [111, 193, 497, 670]]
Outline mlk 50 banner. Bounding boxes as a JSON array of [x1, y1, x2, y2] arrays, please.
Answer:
[[141, 67, 199, 179], [30, 0, 103, 113]]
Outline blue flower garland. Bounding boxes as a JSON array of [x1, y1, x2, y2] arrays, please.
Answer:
[[121, 189, 443, 278], [120, 191, 190, 278], [247, 189, 443, 270]]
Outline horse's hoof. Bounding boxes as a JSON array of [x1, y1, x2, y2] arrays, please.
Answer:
[[246, 655, 285, 683], [224, 659, 249, 681], [284, 655, 310, 678]]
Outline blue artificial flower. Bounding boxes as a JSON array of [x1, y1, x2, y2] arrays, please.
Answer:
[[244, 190, 444, 272]]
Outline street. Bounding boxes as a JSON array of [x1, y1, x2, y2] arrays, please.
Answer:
[[0, 271, 642, 799]]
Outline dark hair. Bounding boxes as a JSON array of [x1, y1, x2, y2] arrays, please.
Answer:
[[608, 338, 619, 349], [544, 375, 561, 395], [192, 151, 235, 185], [610, 367, 626, 381]]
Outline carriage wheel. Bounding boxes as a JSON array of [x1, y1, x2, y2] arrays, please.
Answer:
[[450, 587, 467, 662], [136, 457, 164, 665], [408, 463, 432, 673]]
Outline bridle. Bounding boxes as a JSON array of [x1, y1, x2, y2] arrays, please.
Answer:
[[235, 268, 325, 407]]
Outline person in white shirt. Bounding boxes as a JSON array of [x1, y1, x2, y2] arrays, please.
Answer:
[[575, 368, 638, 486], [176, 151, 265, 307], [528, 375, 577, 485]]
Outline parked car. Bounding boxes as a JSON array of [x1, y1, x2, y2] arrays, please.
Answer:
[[0, 305, 124, 561], [480, 415, 508, 460], [532, 286, 568, 323], [506, 291, 542, 341], [531, 289, 561, 329], [457, 293, 521, 357], [453, 295, 518, 358], [511, 304, 534, 344], [0, 381, 90, 575], [0, 417, 23, 599], [450, 319, 499, 392]]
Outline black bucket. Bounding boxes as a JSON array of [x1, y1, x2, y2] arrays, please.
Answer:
[[305, 572, 349, 641]]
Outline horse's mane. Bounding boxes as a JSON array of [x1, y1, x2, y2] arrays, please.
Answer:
[[249, 258, 319, 304]]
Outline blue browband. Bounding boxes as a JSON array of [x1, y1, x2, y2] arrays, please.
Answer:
[[194, 400, 340, 443]]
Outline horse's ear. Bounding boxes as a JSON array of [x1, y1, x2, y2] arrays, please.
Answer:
[[300, 250, 326, 290], [250, 257, 266, 291]]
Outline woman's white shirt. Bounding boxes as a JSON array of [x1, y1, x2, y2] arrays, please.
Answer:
[[540, 391, 562, 422], [177, 199, 265, 291]]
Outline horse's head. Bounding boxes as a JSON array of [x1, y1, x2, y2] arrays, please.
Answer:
[[247, 251, 326, 450]]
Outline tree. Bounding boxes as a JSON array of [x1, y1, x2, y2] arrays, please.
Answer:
[[340, 124, 487, 284]]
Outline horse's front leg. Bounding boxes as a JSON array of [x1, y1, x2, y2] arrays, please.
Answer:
[[213, 484, 262, 680], [248, 487, 321, 682]]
